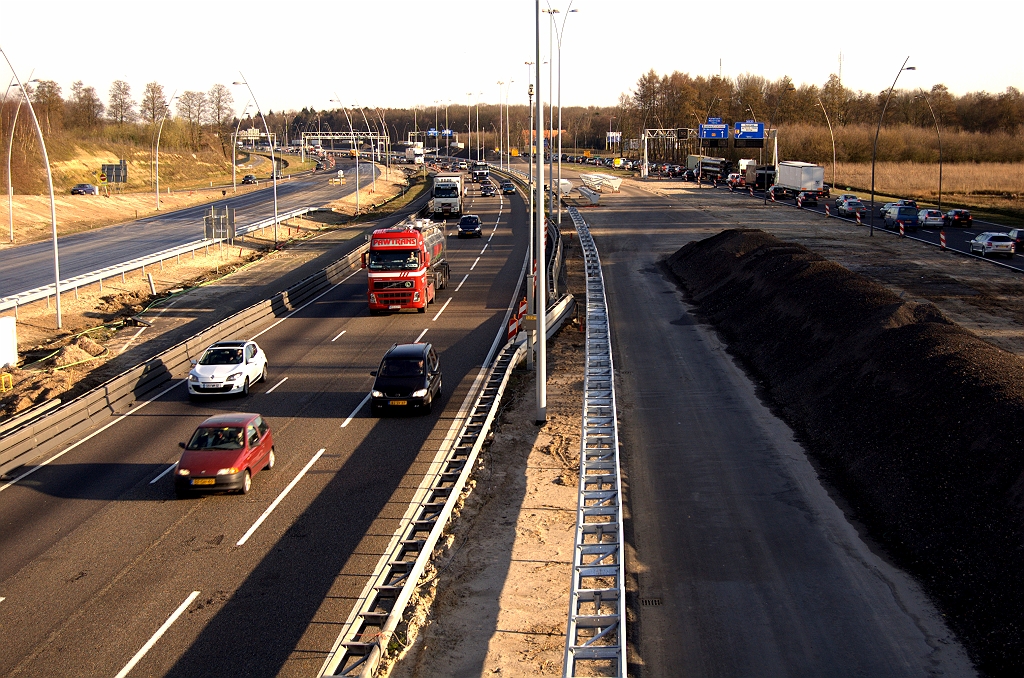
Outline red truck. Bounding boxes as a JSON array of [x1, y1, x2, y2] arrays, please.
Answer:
[[364, 221, 450, 314]]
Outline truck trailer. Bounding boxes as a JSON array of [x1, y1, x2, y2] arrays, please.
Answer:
[[772, 161, 827, 199], [431, 173, 463, 218], [364, 220, 450, 314]]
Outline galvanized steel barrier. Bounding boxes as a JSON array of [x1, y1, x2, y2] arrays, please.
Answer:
[[563, 206, 627, 677], [0, 206, 314, 315]]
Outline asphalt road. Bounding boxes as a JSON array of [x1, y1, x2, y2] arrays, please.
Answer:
[[0, 160, 380, 298], [0, 179, 526, 677], [579, 183, 975, 676], [695, 178, 1024, 271]]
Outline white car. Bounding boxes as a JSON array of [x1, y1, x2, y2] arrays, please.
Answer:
[[188, 340, 268, 397], [968, 233, 1015, 259]]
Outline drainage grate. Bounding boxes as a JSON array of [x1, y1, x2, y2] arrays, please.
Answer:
[[640, 598, 662, 607]]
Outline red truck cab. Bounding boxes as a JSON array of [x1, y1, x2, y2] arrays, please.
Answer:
[[364, 221, 450, 314]]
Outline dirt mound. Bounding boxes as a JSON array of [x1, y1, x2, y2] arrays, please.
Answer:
[[76, 336, 106, 357], [96, 290, 151, 318], [52, 344, 94, 367], [664, 229, 1024, 675]]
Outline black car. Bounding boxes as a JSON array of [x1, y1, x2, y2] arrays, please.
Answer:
[[480, 184, 496, 197], [501, 181, 516, 195], [796, 191, 818, 206], [1008, 229, 1024, 254], [370, 343, 442, 415], [70, 183, 98, 195], [943, 209, 973, 228], [241, 174, 258, 185], [457, 214, 483, 238]]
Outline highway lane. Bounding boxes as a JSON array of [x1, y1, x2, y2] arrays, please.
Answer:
[[0, 160, 380, 298], [580, 184, 974, 676], [0, 179, 526, 677], [698, 178, 1024, 271]]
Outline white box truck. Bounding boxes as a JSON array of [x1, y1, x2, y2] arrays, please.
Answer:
[[432, 173, 463, 218], [773, 161, 827, 199]]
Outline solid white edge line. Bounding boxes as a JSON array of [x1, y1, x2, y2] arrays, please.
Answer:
[[414, 328, 429, 343], [341, 393, 372, 428], [331, 329, 347, 342], [455, 274, 469, 292], [236, 448, 326, 546], [114, 590, 200, 678], [470, 257, 480, 271], [149, 463, 177, 485], [0, 379, 186, 494], [265, 376, 288, 394], [248, 267, 362, 341], [431, 297, 452, 322]]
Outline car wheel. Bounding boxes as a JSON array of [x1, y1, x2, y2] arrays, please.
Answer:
[[266, 447, 275, 470], [261, 365, 268, 383], [423, 396, 432, 415], [240, 470, 252, 494], [418, 304, 426, 313], [241, 377, 249, 396]]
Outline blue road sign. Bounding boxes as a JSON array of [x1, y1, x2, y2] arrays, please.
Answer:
[[707, 117, 723, 125], [441, 129, 453, 137], [428, 128, 437, 137], [699, 124, 728, 139], [734, 121, 765, 140]]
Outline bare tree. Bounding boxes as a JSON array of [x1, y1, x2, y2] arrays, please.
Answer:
[[31, 80, 64, 135], [177, 90, 207, 150], [108, 80, 136, 124], [205, 84, 234, 126], [140, 82, 170, 124], [67, 81, 105, 129]]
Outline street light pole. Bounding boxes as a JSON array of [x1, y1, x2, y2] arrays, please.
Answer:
[[6, 76, 29, 243], [231, 100, 250, 194], [816, 96, 836, 189], [870, 58, 915, 236], [496, 83, 504, 170], [332, 96, 360, 216], [916, 93, 942, 213], [155, 91, 178, 210], [534, 0, 547, 424], [1, 52, 62, 328], [233, 74, 279, 247], [548, 3, 577, 228], [355, 106, 376, 194]]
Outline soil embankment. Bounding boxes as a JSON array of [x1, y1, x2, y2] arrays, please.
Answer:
[[664, 229, 1024, 676]]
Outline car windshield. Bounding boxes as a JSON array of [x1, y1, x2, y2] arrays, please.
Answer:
[[368, 249, 420, 271], [187, 426, 245, 450], [847, 201, 863, 207], [434, 186, 459, 198], [989, 235, 1012, 242], [380, 358, 425, 377], [199, 348, 243, 365], [460, 218, 480, 226]]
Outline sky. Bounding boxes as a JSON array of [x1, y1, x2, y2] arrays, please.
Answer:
[[1, 0, 1021, 115]]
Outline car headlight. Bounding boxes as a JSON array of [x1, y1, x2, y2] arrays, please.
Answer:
[[188, 373, 199, 382], [177, 468, 190, 476], [412, 389, 428, 398], [217, 467, 240, 475], [369, 293, 377, 303], [226, 372, 243, 381], [413, 292, 421, 302], [372, 390, 384, 398]]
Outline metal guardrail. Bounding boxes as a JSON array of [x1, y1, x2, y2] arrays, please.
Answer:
[[563, 206, 627, 677], [0, 207, 315, 315]]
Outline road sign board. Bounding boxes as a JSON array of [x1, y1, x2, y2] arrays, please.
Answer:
[[707, 117, 723, 125], [734, 122, 765, 140], [441, 129, 453, 137], [698, 124, 728, 139], [99, 173, 107, 183], [427, 128, 437, 137]]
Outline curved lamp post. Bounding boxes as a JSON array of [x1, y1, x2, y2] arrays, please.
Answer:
[[154, 91, 178, 210], [915, 93, 942, 213], [1, 51, 61, 328], [816, 96, 837, 188], [354, 106, 376, 193], [545, 3, 577, 228], [232, 74, 279, 248], [763, 84, 795, 205], [331, 96, 360, 216], [6, 74, 33, 243], [231, 100, 251, 193], [869, 58, 915, 236]]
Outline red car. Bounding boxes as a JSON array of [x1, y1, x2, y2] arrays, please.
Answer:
[[175, 413, 275, 497]]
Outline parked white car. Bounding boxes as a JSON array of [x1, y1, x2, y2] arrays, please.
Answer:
[[188, 340, 268, 397]]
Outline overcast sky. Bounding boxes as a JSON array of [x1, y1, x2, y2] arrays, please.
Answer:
[[2, 0, 1021, 115]]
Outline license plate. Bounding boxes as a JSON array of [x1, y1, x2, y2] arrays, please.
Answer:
[[389, 305, 401, 310], [202, 383, 218, 388], [191, 478, 215, 486], [389, 400, 407, 406]]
